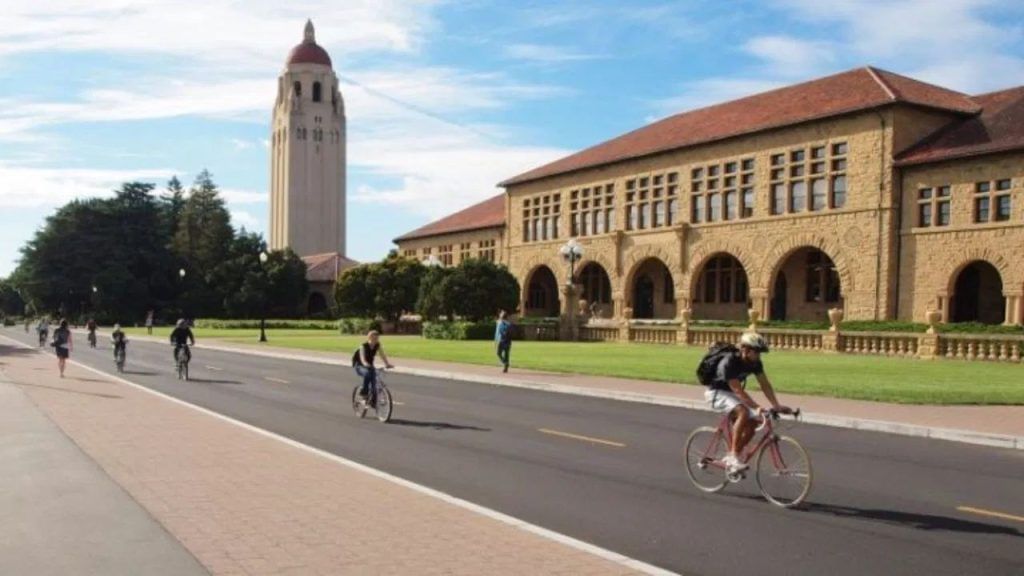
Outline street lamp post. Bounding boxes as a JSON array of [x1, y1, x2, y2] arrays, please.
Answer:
[[559, 238, 584, 285], [258, 251, 269, 343]]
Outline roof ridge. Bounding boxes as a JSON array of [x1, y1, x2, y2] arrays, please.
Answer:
[[865, 66, 898, 102], [971, 84, 1024, 98]]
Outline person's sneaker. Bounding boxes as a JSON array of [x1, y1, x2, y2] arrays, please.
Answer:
[[502, 365, 509, 373], [723, 454, 749, 474]]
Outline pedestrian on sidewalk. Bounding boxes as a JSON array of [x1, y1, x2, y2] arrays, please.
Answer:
[[145, 309, 154, 335], [495, 310, 513, 373], [51, 319, 73, 378]]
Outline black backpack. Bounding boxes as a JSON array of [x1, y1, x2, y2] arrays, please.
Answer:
[[53, 328, 68, 347], [696, 341, 738, 386]]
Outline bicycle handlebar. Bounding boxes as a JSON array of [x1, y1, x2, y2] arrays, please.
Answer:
[[755, 408, 801, 431]]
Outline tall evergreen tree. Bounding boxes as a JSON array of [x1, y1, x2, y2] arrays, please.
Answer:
[[173, 170, 233, 316], [160, 175, 186, 241]]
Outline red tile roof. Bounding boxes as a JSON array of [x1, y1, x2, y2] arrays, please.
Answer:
[[302, 252, 359, 283], [393, 194, 506, 242], [500, 67, 980, 187], [896, 86, 1024, 166]]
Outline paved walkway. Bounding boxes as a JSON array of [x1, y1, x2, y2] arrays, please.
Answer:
[[0, 338, 653, 575]]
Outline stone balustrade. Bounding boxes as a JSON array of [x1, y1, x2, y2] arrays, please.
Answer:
[[937, 334, 1023, 362], [759, 329, 824, 351], [629, 325, 677, 345], [839, 332, 919, 357], [579, 326, 620, 342]]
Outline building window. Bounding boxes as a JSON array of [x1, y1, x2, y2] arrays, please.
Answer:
[[402, 249, 416, 258], [293, 81, 302, 97], [694, 256, 748, 304], [770, 142, 847, 215], [522, 194, 561, 243], [459, 242, 472, 262], [570, 183, 614, 237], [691, 158, 753, 223], [312, 82, 322, 102], [974, 179, 1013, 223], [917, 186, 951, 227], [580, 265, 611, 304], [805, 250, 840, 303], [663, 272, 675, 304], [626, 172, 678, 231], [478, 239, 496, 262], [439, 245, 453, 266], [422, 247, 431, 259]]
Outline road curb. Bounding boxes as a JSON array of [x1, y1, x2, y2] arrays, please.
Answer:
[[68, 331, 1024, 451]]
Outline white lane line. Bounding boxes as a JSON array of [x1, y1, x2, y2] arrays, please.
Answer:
[[538, 428, 627, 448], [0, 333, 676, 576], [264, 377, 290, 384], [957, 505, 1024, 523], [205, 366, 222, 371]]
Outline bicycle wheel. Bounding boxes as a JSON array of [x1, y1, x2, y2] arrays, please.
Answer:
[[183, 360, 189, 381], [755, 435, 812, 508], [684, 426, 729, 493], [351, 385, 368, 419], [375, 385, 393, 423]]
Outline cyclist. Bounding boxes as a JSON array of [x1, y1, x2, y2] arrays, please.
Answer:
[[704, 332, 791, 474], [111, 323, 127, 363], [86, 318, 98, 347], [169, 318, 195, 367], [352, 330, 393, 403], [36, 317, 50, 347]]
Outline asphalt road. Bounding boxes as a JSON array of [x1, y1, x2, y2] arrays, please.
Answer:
[[5, 327, 1022, 576]]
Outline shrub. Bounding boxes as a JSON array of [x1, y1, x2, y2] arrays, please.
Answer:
[[338, 317, 383, 335], [422, 320, 494, 340]]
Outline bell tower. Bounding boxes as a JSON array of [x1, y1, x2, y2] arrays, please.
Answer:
[[269, 19, 347, 257]]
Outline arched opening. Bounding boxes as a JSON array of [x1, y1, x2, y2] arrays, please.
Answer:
[[293, 81, 302, 98], [313, 81, 322, 102], [769, 247, 841, 321], [525, 266, 560, 317], [579, 262, 613, 318], [630, 258, 675, 319], [692, 254, 750, 321], [307, 292, 328, 316], [951, 261, 1004, 324]]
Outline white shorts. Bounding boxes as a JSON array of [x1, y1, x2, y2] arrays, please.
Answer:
[[704, 389, 757, 418]]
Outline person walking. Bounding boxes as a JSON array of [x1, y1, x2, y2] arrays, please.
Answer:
[[495, 310, 513, 373], [145, 309, 154, 335], [52, 319, 73, 378]]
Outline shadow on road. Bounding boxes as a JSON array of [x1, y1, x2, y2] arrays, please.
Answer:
[[14, 382, 122, 399], [189, 378, 244, 385], [124, 370, 159, 376], [387, 418, 491, 432], [802, 502, 1023, 537]]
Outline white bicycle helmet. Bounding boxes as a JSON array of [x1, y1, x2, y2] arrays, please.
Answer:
[[739, 332, 769, 353]]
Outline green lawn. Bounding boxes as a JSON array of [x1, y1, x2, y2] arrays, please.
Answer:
[[123, 327, 1024, 405]]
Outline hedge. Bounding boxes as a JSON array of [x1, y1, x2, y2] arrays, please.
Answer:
[[193, 319, 340, 330], [422, 321, 495, 340], [338, 317, 383, 335]]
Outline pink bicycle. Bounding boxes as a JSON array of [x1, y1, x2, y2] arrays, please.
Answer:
[[684, 408, 812, 508]]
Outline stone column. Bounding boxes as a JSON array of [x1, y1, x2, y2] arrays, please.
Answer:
[[749, 288, 769, 321], [676, 307, 692, 346], [559, 283, 581, 341], [918, 309, 942, 360], [619, 306, 633, 342], [937, 292, 950, 323], [1002, 292, 1022, 326]]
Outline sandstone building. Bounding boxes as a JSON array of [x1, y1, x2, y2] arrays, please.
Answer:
[[395, 67, 1024, 326]]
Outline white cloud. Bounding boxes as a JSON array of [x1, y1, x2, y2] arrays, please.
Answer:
[[504, 43, 601, 64], [229, 210, 262, 233], [230, 138, 254, 151], [742, 36, 836, 78], [0, 164, 176, 208], [647, 78, 787, 121], [219, 188, 267, 204]]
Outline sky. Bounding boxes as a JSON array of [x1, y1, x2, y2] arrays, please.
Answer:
[[1, 0, 1024, 277]]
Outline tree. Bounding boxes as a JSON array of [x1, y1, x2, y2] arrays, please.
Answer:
[[173, 170, 233, 316], [335, 256, 424, 322], [160, 176, 186, 241], [212, 233, 309, 318], [0, 279, 25, 316], [415, 265, 453, 321], [444, 259, 520, 321]]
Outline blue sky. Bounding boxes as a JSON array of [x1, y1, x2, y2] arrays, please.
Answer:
[[2, 0, 1024, 276]]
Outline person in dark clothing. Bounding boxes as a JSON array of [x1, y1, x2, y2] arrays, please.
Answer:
[[169, 318, 195, 365], [52, 319, 72, 378], [494, 310, 513, 373], [352, 330, 393, 402]]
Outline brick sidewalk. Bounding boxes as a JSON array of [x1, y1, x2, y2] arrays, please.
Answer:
[[1, 342, 652, 575]]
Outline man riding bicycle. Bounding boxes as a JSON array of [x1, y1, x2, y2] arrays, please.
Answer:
[[86, 318, 98, 347], [702, 333, 791, 474], [111, 323, 127, 360], [36, 317, 50, 347], [352, 330, 393, 403], [169, 318, 195, 365]]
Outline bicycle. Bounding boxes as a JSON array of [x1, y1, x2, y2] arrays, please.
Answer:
[[114, 341, 127, 373], [174, 344, 190, 381], [351, 366, 394, 423], [684, 408, 812, 508], [38, 329, 48, 347], [87, 330, 97, 348]]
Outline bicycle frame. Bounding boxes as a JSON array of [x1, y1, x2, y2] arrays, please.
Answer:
[[698, 411, 783, 472]]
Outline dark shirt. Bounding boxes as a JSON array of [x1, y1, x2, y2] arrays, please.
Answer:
[[170, 327, 194, 346], [112, 330, 126, 343], [357, 342, 380, 367], [710, 352, 764, 392]]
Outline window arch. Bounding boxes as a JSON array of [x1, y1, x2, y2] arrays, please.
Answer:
[[313, 81, 322, 102]]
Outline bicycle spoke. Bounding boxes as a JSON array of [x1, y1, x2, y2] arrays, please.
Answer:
[[755, 436, 812, 508]]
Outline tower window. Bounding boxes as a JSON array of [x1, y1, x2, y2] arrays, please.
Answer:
[[293, 81, 302, 97], [313, 82, 322, 102]]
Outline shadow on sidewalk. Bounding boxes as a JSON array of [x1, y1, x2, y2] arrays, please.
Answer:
[[14, 382, 122, 400], [801, 502, 1023, 538], [0, 344, 41, 360], [387, 418, 491, 432]]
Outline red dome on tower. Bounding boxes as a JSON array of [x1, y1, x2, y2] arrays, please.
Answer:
[[286, 20, 332, 67]]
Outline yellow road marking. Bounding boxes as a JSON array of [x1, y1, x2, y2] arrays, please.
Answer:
[[957, 506, 1024, 523], [205, 366, 222, 371], [264, 377, 290, 384], [537, 428, 626, 448]]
